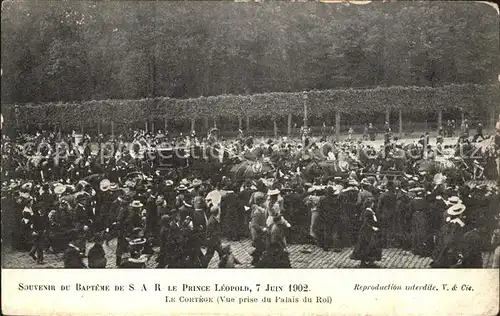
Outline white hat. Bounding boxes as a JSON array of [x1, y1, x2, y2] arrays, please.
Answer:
[[99, 179, 111, 192], [130, 200, 144, 208], [54, 185, 66, 195], [446, 203, 466, 216], [267, 189, 280, 196], [446, 196, 462, 205], [21, 182, 33, 191]]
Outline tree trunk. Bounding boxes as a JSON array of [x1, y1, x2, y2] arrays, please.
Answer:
[[145, 121, 148, 133], [204, 117, 209, 134], [335, 111, 341, 141], [191, 118, 195, 133], [287, 113, 292, 136], [246, 115, 250, 131], [111, 121, 115, 138], [385, 109, 390, 124], [238, 117, 243, 131], [80, 123, 84, 135], [303, 99, 308, 128], [461, 111, 465, 124], [273, 120, 278, 138], [398, 109, 403, 139], [97, 122, 101, 135], [437, 109, 443, 130], [490, 107, 496, 131], [151, 120, 155, 134]]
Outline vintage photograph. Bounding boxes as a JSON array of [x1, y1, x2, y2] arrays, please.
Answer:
[[1, 1, 499, 269]]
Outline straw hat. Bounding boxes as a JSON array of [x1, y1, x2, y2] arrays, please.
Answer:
[[129, 238, 146, 246], [109, 183, 120, 191], [446, 196, 462, 205], [360, 178, 371, 186], [347, 179, 359, 186], [21, 182, 33, 191], [267, 188, 280, 196], [156, 195, 165, 206], [447, 203, 466, 216], [192, 179, 203, 187], [54, 185, 66, 195], [165, 180, 174, 186], [99, 179, 111, 192], [130, 200, 144, 208]]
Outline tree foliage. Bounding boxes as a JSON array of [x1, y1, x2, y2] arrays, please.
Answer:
[[2, 83, 497, 128], [2, 1, 498, 104]]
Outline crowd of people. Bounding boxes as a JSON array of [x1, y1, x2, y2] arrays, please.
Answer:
[[2, 117, 500, 269]]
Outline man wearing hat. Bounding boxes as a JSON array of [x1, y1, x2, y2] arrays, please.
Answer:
[[249, 192, 268, 266], [266, 188, 284, 228], [431, 198, 467, 268], [338, 179, 359, 247], [202, 205, 223, 268], [357, 178, 374, 209], [63, 232, 87, 268], [378, 181, 399, 248], [303, 186, 323, 246], [115, 199, 141, 267], [318, 186, 341, 252], [164, 179, 177, 207], [220, 183, 243, 241], [239, 180, 255, 238]]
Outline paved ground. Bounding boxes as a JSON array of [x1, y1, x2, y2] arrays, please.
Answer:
[[2, 237, 495, 269]]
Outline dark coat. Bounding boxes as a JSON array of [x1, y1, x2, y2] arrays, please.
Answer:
[[350, 208, 382, 262], [63, 245, 86, 268], [431, 216, 467, 268], [410, 197, 433, 256], [88, 243, 107, 268], [256, 243, 291, 268], [220, 191, 243, 238], [457, 229, 483, 268], [318, 194, 340, 225], [205, 215, 222, 247]]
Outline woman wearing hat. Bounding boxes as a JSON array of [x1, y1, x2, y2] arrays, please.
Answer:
[[88, 233, 107, 268], [430, 199, 468, 268], [350, 198, 382, 268], [338, 180, 359, 247], [409, 188, 433, 257], [249, 193, 268, 266], [256, 215, 292, 268], [115, 200, 142, 267]]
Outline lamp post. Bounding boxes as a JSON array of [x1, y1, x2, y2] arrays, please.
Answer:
[[303, 93, 308, 129]]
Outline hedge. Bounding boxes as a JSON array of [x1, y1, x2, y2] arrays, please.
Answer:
[[2, 83, 498, 128]]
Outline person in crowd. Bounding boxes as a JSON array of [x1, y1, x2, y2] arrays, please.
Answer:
[[202, 205, 223, 268], [368, 123, 376, 141], [431, 198, 468, 268], [339, 179, 360, 247], [218, 245, 240, 268], [28, 207, 46, 264], [249, 193, 267, 266], [1, 126, 498, 270], [63, 233, 87, 268], [256, 215, 292, 268], [378, 181, 400, 248], [88, 233, 107, 268], [317, 186, 341, 252], [410, 188, 433, 257], [350, 198, 382, 268], [473, 123, 484, 142]]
